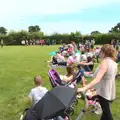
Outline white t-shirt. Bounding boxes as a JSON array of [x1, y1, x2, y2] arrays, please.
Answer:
[[91, 40, 95, 45], [86, 52, 94, 58], [56, 54, 65, 62], [80, 54, 87, 61], [95, 49, 101, 56], [67, 56, 75, 65], [75, 53, 80, 63], [29, 86, 48, 106]]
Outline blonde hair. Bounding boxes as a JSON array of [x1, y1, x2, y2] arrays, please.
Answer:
[[101, 44, 116, 61], [34, 76, 42, 86]]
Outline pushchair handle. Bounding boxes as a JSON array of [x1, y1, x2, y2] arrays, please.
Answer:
[[79, 92, 88, 110], [76, 92, 89, 120]]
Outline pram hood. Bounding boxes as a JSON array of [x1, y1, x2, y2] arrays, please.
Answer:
[[48, 69, 62, 87], [32, 86, 76, 119]]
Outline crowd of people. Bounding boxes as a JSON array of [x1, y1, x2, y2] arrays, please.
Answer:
[[110, 39, 120, 51], [25, 39, 120, 120], [21, 39, 56, 46], [1, 35, 120, 120]]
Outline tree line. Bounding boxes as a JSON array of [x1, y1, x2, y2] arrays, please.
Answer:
[[0, 23, 120, 45]]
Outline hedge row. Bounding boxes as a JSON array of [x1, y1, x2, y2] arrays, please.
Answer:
[[0, 31, 120, 45]]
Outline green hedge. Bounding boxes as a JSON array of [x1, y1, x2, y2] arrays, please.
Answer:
[[0, 31, 120, 45]]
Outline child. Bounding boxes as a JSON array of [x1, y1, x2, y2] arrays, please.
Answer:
[[116, 50, 120, 63], [29, 76, 48, 107]]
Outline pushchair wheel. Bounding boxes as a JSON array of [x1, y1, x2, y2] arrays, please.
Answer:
[[73, 98, 78, 105], [66, 107, 74, 116]]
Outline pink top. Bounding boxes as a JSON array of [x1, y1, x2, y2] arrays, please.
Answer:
[[95, 48, 101, 54], [68, 47, 73, 53], [67, 56, 75, 65]]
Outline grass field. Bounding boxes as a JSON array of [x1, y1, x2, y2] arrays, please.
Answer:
[[0, 46, 120, 120]]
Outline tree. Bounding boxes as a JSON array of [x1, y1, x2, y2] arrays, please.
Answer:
[[0, 27, 7, 35], [19, 30, 29, 40], [28, 25, 41, 33], [70, 31, 81, 38], [109, 22, 120, 33], [91, 31, 101, 35], [32, 32, 44, 39], [74, 31, 81, 37], [35, 25, 40, 32], [70, 31, 82, 43]]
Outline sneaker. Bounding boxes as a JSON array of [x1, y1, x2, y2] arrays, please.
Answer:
[[77, 95, 82, 99], [94, 108, 102, 115], [94, 103, 102, 115]]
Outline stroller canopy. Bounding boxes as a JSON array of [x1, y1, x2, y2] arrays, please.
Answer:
[[32, 86, 76, 119]]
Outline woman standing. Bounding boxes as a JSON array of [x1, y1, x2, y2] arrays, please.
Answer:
[[77, 44, 118, 120]]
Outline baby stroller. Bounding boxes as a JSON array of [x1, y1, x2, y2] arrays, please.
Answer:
[[20, 87, 100, 120], [48, 69, 68, 88], [48, 69, 102, 116], [48, 69, 84, 88], [48, 69, 79, 115], [20, 86, 88, 120]]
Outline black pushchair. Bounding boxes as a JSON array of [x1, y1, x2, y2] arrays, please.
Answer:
[[20, 86, 88, 120], [48, 69, 101, 117]]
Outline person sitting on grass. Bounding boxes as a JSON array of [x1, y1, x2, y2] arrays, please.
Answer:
[[67, 53, 78, 66], [80, 51, 87, 62], [60, 66, 86, 87], [29, 76, 48, 107], [60, 66, 74, 83], [56, 51, 65, 62], [47, 52, 67, 66], [79, 56, 94, 73], [75, 65, 86, 86], [76, 64, 93, 78]]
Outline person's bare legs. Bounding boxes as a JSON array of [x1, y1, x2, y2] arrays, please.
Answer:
[[81, 76, 86, 87]]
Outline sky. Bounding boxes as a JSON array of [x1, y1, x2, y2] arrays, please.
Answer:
[[0, 0, 120, 35]]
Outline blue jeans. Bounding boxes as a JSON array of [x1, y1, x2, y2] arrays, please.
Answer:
[[83, 66, 91, 72]]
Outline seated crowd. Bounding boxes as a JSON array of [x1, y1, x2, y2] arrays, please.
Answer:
[[26, 42, 119, 120]]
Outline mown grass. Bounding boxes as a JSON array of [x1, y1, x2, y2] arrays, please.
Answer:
[[0, 46, 120, 120]]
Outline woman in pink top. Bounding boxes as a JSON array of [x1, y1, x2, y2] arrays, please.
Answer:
[[67, 44, 73, 55]]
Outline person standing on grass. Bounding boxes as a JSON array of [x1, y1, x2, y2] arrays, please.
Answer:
[[1, 39, 4, 48], [91, 39, 95, 49], [46, 39, 50, 46], [77, 44, 118, 120], [30, 39, 32, 45], [54, 39, 56, 45], [116, 40, 120, 51], [29, 76, 48, 107], [26, 40, 28, 46], [52, 39, 55, 45]]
